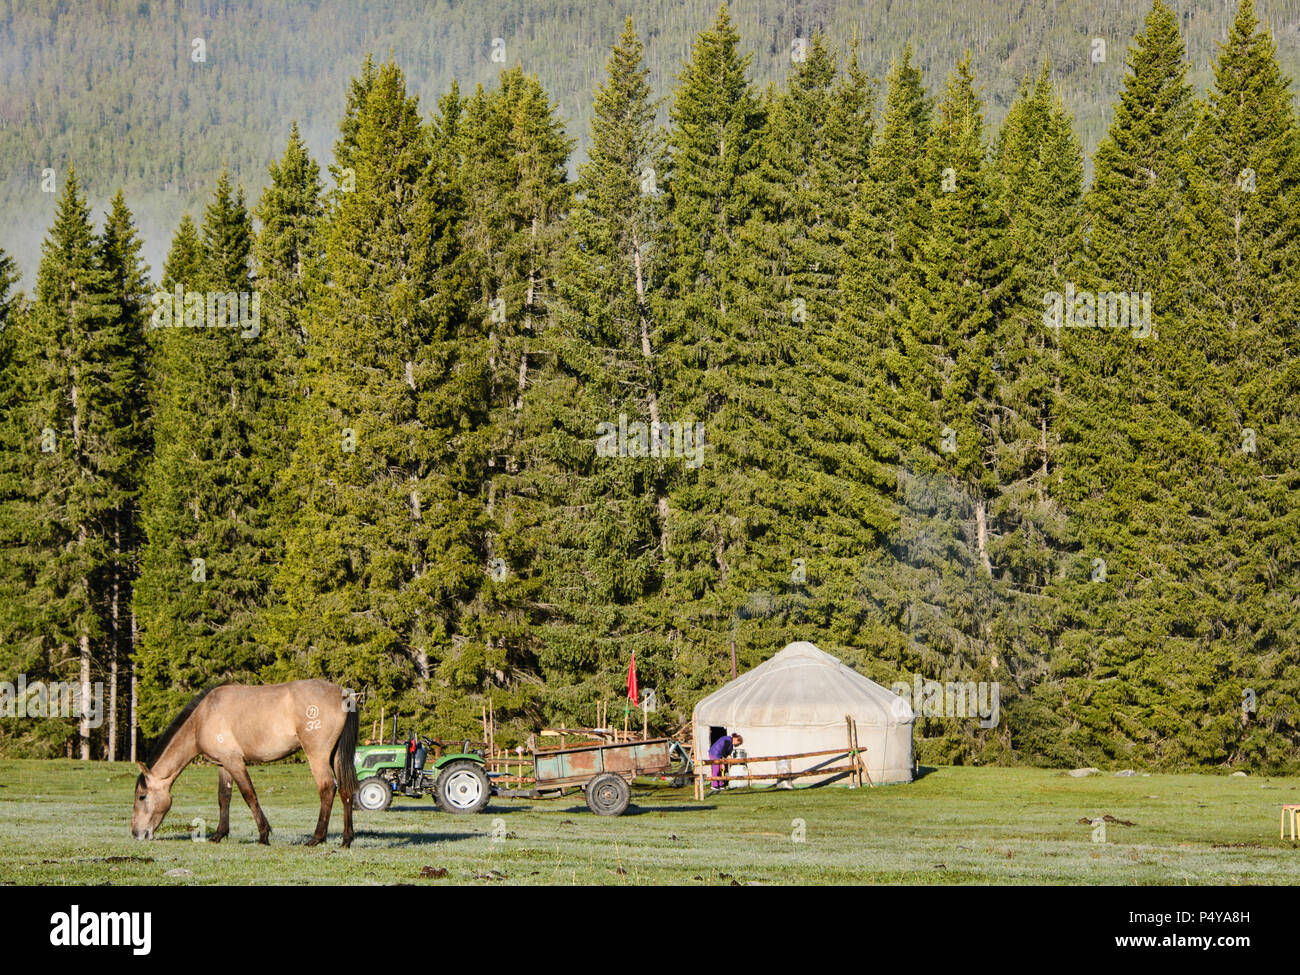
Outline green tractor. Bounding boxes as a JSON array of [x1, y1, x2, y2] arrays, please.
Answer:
[[353, 734, 491, 814]]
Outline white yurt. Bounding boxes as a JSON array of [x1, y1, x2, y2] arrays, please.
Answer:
[[692, 641, 914, 786]]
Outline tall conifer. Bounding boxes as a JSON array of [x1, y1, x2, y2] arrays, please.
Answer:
[[135, 170, 272, 732]]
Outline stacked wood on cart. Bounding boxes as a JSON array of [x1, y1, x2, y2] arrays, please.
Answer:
[[495, 738, 689, 816]]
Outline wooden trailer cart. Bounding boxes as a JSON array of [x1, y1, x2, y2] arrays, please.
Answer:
[[493, 737, 686, 815]]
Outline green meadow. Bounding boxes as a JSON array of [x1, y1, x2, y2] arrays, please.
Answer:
[[2, 761, 1299, 885]]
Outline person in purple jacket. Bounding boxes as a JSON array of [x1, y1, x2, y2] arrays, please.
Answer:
[[708, 732, 743, 793]]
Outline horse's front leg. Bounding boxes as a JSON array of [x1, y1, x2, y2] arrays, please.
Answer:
[[210, 766, 233, 843], [228, 760, 271, 844]]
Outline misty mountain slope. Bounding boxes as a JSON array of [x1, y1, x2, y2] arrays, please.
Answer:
[[3, 0, 1300, 281]]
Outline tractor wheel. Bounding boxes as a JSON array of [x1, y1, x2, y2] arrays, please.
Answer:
[[435, 760, 491, 814], [356, 776, 393, 812], [585, 773, 630, 816]]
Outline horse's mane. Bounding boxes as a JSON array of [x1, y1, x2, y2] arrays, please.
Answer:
[[145, 685, 222, 768]]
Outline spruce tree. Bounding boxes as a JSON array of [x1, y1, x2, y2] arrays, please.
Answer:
[[989, 67, 1086, 763], [135, 170, 273, 733], [729, 36, 899, 693], [1165, 0, 1300, 769], [542, 19, 673, 724], [4, 171, 137, 756], [0, 250, 17, 328], [888, 57, 1015, 761], [254, 124, 322, 368], [441, 65, 574, 734], [836, 47, 936, 689], [1056, 0, 1196, 765], [837, 44, 934, 542], [431, 65, 574, 738], [96, 191, 150, 760], [841, 45, 932, 355], [0, 248, 29, 749], [252, 123, 324, 628], [653, 2, 770, 702], [267, 60, 482, 733], [160, 213, 201, 292]]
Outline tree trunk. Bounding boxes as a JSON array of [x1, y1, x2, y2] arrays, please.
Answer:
[[129, 610, 138, 763], [414, 646, 430, 693], [974, 497, 993, 577], [108, 649, 118, 762], [485, 274, 499, 523], [633, 233, 671, 554], [1039, 416, 1048, 502], [70, 370, 93, 759], [517, 218, 537, 413], [79, 632, 91, 760], [108, 515, 120, 761]]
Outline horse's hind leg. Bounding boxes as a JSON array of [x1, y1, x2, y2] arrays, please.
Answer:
[[228, 760, 271, 844], [340, 779, 353, 849], [210, 767, 233, 843], [305, 753, 335, 847]]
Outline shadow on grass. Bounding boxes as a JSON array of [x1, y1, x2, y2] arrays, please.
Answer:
[[145, 829, 484, 848], [491, 799, 717, 816], [368, 803, 530, 816], [369, 796, 711, 817], [354, 830, 480, 846], [183, 834, 483, 847], [680, 767, 927, 801], [389, 803, 716, 817]]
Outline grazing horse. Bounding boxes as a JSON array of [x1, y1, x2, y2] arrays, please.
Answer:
[[131, 679, 358, 847]]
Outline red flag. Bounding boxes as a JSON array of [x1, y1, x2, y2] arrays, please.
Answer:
[[626, 651, 638, 706]]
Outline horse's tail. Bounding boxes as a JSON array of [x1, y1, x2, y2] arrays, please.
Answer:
[[333, 691, 359, 800]]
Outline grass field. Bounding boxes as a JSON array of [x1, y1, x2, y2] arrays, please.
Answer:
[[2, 760, 1299, 884]]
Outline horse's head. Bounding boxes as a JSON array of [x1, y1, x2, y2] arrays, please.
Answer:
[[131, 762, 172, 840]]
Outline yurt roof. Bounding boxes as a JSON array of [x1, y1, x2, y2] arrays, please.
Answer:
[[693, 641, 913, 728]]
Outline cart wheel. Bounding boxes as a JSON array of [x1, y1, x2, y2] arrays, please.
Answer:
[[435, 760, 491, 814], [356, 776, 393, 812], [585, 773, 630, 816]]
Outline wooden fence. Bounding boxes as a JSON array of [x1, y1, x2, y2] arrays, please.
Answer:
[[692, 716, 870, 799]]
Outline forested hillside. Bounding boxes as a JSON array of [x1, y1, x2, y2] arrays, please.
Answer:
[[5, 0, 1300, 278], [1, 0, 1297, 772]]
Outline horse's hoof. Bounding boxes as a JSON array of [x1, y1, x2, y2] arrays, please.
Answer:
[[305, 836, 322, 847], [340, 837, 353, 849], [258, 835, 271, 846], [209, 833, 226, 844]]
